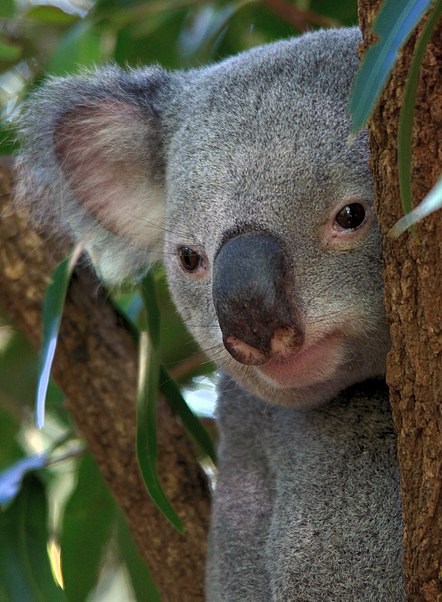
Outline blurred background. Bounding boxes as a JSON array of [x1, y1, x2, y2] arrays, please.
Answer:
[[0, 1, 357, 600]]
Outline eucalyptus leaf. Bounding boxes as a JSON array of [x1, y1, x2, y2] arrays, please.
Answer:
[[178, 3, 239, 61], [349, 0, 433, 132], [0, 409, 22, 472], [111, 286, 216, 464], [60, 453, 116, 602], [35, 250, 80, 429], [26, 5, 79, 25], [0, 39, 21, 61], [0, 475, 66, 601], [137, 273, 184, 533], [47, 21, 110, 75], [160, 368, 217, 465], [390, 175, 442, 238], [0, 0, 13, 17], [0, 455, 47, 505], [116, 511, 162, 602], [310, 0, 357, 24]]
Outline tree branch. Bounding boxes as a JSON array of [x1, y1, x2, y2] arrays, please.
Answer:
[[358, 4, 442, 599], [0, 157, 210, 602]]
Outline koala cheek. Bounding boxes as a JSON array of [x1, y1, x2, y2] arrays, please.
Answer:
[[166, 266, 218, 341]]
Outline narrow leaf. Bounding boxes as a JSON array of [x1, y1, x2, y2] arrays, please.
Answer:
[[349, 0, 433, 132], [0, 475, 66, 601], [0, 0, 13, 17], [0, 38, 21, 61], [178, 3, 237, 60], [48, 22, 108, 76], [60, 454, 116, 602], [0, 455, 47, 505], [389, 175, 442, 238], [116, 511, 162, 602], [0, 408, 22, 471], [111, 289, 216, 464], [27, 5, 85, 22], [136, 273, 184, 533], [36, 248, 81, 429], [159, 368, 217, 465]]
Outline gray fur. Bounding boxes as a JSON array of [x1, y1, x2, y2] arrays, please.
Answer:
[[209, 377, 403, 601], [16, 27, 404, 600]]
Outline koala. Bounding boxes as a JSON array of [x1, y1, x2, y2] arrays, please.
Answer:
[[16, 27, 404, 601]]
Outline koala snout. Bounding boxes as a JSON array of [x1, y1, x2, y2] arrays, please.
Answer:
[[212, 232, 304, 365]]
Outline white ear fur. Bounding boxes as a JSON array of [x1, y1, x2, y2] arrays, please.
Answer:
[[54, 101, 166, 251]]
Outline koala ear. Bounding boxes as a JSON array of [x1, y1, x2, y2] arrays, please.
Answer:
[[53, 101, 165, 247], [16, 67, 181, 283]]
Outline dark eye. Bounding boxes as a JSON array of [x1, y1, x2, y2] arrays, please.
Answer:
[[178, 246, 203, 272], [334, 203, 366, 230]]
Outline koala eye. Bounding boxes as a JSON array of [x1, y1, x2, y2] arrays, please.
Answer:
[[178, 246, 204, 273], [334, 203, 366, 230]]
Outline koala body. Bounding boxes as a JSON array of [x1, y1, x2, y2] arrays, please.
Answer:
[[210, 378, 402, 601], [17, 27, 404, 600]]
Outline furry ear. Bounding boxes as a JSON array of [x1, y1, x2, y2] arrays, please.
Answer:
[[15, 67, 180, 283]]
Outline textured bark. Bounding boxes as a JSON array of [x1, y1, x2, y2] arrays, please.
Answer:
[[358, 3, 442, 600], [0, 157, 210, 601]]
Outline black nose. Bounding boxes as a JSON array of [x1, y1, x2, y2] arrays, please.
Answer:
[[212, 232, 304, 365]]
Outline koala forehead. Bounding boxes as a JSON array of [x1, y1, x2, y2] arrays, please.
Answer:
[[165, 28, 371, 253]]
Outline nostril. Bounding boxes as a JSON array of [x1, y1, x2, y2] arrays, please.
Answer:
[[224, 335, 270, 366], [223, 325, 304, 366], [271, 326, 304, 355]]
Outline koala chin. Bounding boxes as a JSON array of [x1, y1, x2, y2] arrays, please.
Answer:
[[17, 26, 405, 602]]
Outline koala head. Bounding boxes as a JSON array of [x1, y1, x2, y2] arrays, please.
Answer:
[[16, 27, 390, 409]]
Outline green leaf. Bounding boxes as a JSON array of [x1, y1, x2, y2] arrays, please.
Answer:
[[0, 454, 47, 505], [47, 21, 110, 75], [0, 407, 22, 471], [0, 0, 14, 17], [0, 475, 66, 602], [0, 123, 18, 155], [116, 511, 162, 602], [396, 0, 442, 226], [159, 368, 216, 465], [389, 174, 442, 238], [178, 3, 239, 63], [26, 5, 79, 25], [140, 272, 161, 349], [349, 0, 433, 132], [310, 0, 357, 24], [36, 252, 80, 429], [111, 285, 215, 461], [0, 319, 38, 406], [137, 273, 184, 533], [60, 453, 116, 602], [0, 38, 21, 61]]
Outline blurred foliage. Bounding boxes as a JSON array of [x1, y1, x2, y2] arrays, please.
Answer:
[[0, 0, 361, 600]]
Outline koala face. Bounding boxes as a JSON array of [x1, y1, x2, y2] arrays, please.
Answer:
[[163, 29, 389, 407], [16, 27, 389, 408]]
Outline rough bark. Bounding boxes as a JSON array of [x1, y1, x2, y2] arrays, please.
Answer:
[[358, 3, 442, 600], [0, 157, 210, 601]]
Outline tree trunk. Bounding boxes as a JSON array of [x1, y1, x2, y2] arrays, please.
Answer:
[[0, 157, 210, 602], [358, 3, 442, 600]]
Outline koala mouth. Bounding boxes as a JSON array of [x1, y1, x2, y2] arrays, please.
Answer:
[[257, 334, 344, 389]]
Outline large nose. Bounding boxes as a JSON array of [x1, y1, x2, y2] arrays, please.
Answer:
[[212, 232, 304, 365]]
